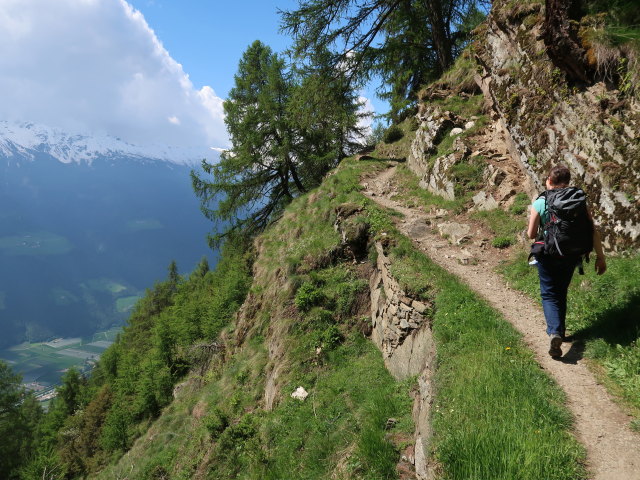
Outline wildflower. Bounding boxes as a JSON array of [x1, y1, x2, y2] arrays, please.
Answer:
[[505, 346, 511, 351]]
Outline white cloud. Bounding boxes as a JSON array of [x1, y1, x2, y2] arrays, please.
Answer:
[[357, 94, 375, 141], [0, 0, 228, 147]]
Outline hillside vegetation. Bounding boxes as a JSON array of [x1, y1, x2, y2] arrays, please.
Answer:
[[2, 0, 639, 478]]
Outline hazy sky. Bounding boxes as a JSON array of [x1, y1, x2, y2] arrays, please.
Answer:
[[0, 0, 378, 149]]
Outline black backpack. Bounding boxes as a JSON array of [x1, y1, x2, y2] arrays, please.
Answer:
[[538, 187, 593, 257]]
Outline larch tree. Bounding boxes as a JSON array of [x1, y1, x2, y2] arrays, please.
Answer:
[[280, 0, 488, 119], [192, 40, 365, 245]]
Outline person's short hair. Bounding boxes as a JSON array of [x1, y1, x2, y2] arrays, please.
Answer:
[[548, 165, 571, 186]]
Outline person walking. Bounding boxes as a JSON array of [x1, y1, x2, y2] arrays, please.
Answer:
[[527, 165, 607, 358]]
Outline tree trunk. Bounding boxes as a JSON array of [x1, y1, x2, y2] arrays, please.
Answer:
[[543, 0, 590, 84], [425, 0, 452, 74]]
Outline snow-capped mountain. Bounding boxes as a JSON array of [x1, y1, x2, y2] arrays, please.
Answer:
[[0, 120, 221, 165]]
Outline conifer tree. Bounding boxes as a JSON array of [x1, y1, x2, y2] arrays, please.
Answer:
[[193, 41, 301, 244], [0, 361, 41, 479], [193, 41, 364, 244], [281, 0, 488, 119]]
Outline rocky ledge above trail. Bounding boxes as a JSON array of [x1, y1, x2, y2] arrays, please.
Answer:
[[473, 0, 640, 249]]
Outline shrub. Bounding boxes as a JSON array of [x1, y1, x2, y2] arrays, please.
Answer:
[[294, 282, 324, 312], [204, 408, 229, 437], [320, 325, 343, 350], [383, 125, 404, 143], [217, 413, 257, 452], [492, 236, 515, 249]]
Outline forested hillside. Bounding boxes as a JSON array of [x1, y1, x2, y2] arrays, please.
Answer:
[[2, 0, 639, 478]]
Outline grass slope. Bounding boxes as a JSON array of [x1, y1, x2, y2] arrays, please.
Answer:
[[94, 156, 586, 479]]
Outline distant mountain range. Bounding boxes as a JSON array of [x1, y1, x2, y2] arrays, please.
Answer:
[[0, 119, 222, 166], [0, 121, 221, 351]]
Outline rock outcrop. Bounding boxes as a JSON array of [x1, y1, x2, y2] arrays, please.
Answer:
[[474, 0, 640, 249]]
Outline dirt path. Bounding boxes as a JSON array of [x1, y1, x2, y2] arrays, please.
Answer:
[[363, 164, 640, 480]]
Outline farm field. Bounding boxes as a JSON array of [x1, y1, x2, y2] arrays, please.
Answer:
[[0, 231, 73, 256], [1, 326, 121, 394]]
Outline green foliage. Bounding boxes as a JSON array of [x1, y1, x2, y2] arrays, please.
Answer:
[[491, 235, 515, 249], [510, 192, 531, 215], [472, 208, 526, 246], [380, 235, 585, 479], [23, 240, 252, 477], [217, 412, 259, 454], [76, 155, 591, 479], [281, 0, 487, 119], [365, 121, 387, 148], [584, 0, 640, 28], [192, 41, 364, 246], [450, 159, 485, 197], [382, 124, 404, 143], [57, 368, 85, 416], [295, 282, 325, 312], [0, 361, 41, 479], [320, 324, 343, 351], [204, 407, 229, 437], [192, 41, 299, 244]]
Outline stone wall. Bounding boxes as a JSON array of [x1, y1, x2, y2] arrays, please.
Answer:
[[369, 241, 436, 480]]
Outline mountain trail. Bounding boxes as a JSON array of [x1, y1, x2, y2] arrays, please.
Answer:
[[361, 163, 640, 480]]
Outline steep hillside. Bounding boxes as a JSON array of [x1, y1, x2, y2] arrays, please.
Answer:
[[16, 2, 640, 479], [87, 156, 595, 480], [474, 0, 639, 248]]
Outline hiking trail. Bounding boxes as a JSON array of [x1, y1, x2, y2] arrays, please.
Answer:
[[362, 163, 640, 480]]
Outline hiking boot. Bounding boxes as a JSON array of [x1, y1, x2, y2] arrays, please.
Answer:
[[549, 334, 563, 358]]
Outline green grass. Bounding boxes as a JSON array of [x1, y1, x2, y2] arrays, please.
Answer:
[[510, 192, 531, 215], [91, 156, 587, 479], [472, 208, 527, 247], [428, 49, 478, 93], [332, 158, 584, 478], [365, 217, 585, 478], [428, 93, 485, 118], [500, 252, 640, 420], [258, 334, 414, 480]]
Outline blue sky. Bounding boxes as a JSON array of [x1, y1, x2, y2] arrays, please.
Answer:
[[128, 0, 386, 113], [128, 1, 299, 97], [0, 0, 382, 148]]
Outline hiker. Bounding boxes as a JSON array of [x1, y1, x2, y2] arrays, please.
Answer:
[[527, 165, 607, 358]]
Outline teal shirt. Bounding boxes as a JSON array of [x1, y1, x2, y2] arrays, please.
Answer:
[[532, 189, 593, 258], [533, 196, 549, 229]]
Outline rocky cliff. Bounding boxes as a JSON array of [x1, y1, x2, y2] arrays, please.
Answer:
[[405, 0, 639, 250], [475, 0, 639, 249]]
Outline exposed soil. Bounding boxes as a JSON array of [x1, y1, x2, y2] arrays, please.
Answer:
[[362, 163, 640, 480]]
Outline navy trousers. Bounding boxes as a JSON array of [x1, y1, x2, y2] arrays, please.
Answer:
[[536, 255, 579, 336]]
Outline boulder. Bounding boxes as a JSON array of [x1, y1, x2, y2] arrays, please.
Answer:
[[437, 222, 471, 244], [472, 191, 499, 211], [291, 386, 309, 401]]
